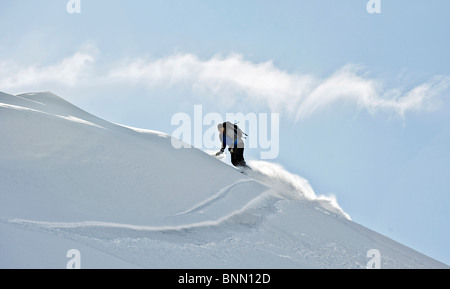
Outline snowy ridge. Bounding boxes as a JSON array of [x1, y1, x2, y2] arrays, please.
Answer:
[[0, 102, 104, 129], [0, 91, 447, 268]]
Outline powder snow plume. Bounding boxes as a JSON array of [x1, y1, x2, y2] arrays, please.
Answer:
[[248, 160, 351, 220]]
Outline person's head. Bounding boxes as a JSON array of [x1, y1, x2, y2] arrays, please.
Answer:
[[217, 123, 224, 133]]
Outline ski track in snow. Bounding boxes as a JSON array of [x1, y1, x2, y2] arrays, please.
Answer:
[[3, 189, 280, 237], [6, 218, 221, 232], [173, 178, 258, 216]]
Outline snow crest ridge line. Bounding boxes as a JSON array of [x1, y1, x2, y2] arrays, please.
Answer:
[[0, 102, 104, 129]]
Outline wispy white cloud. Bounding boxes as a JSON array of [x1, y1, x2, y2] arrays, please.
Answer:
[[109, 53, 450, 119], [296, 65, 449, 119], [0, 45, 96, 90], [2, 49, 448, 119]]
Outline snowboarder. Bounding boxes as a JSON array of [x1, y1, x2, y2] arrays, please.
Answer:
[[215, 121, 248, 168]]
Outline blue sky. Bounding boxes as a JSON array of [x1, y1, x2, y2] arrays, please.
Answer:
[[1, 0, 449, 265]]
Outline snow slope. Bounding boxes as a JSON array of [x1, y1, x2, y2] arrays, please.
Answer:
[[0, 91, 447, 269]]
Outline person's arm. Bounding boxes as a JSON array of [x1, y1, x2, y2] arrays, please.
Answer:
[[221, 132, 227, 150], [216, 133, 226, 156]]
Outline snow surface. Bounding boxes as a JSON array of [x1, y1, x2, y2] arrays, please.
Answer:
[[0, 91, 447, 269]]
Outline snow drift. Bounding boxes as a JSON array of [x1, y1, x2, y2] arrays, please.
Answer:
[[0, 91, 447, 269]]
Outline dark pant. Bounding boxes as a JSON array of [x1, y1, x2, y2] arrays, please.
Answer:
[[230, 147, 246, 167]]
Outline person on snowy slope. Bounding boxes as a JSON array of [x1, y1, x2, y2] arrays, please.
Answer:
[[215, 121, 247, 168]]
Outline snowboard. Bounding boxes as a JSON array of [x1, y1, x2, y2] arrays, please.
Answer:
[[213, 152, 226, 160], [212, 152, 252, 174], [239, 164, 252, 175]]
